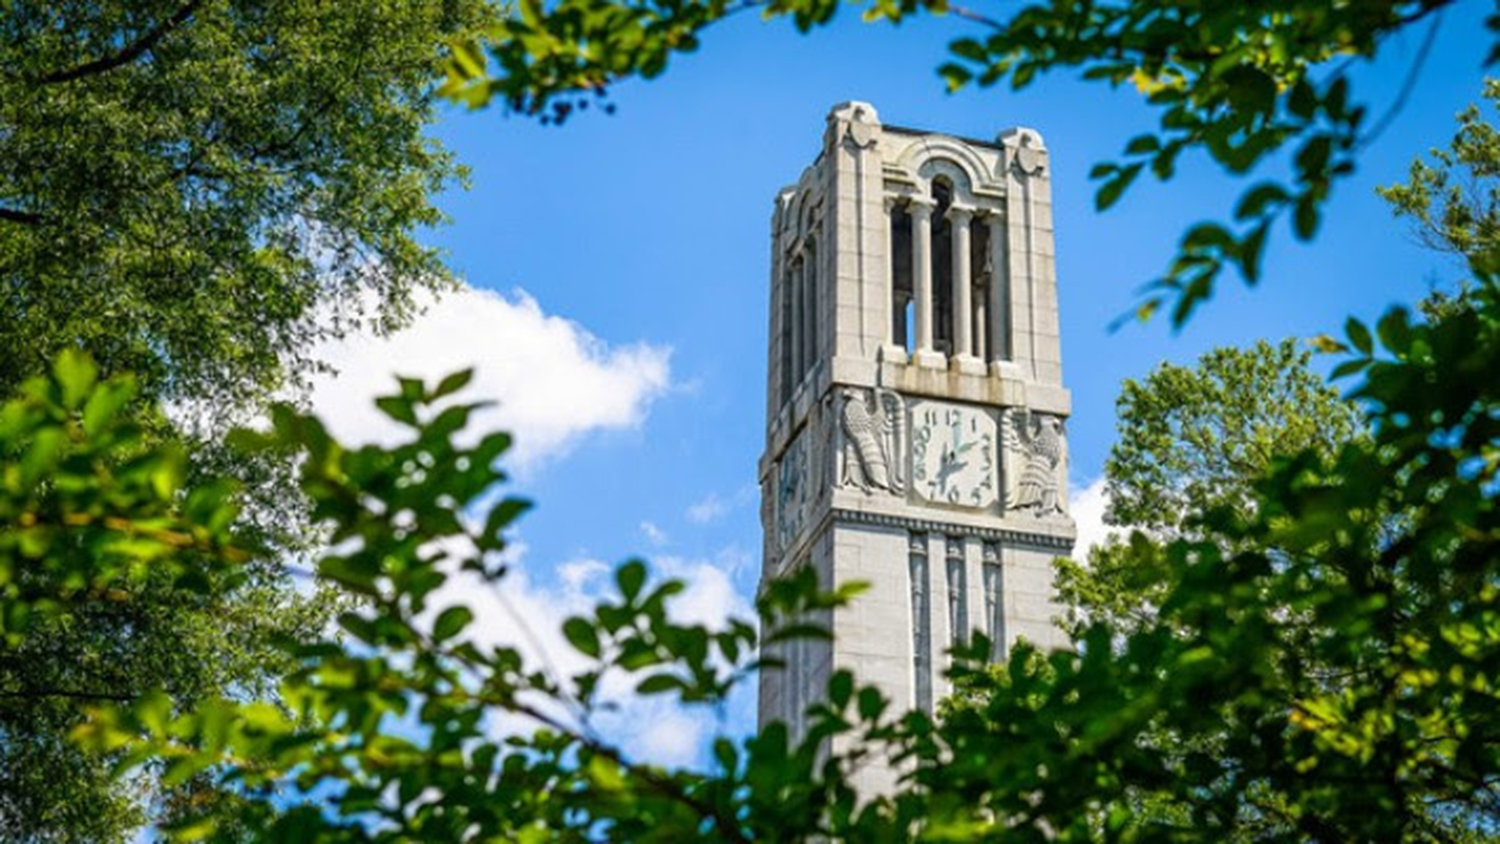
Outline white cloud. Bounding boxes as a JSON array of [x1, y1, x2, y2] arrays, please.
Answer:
[[1069, 476, 1119, 560], [309, 284, 672, 469], [686, 493, 727, 524], [639, 520, 669, 546], [423, 540, 754, 770], [685, 485, 755, 524]]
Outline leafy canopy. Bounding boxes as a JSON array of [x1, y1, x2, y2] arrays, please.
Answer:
[[0, 351, 330, 841], [1379, 77, 1500, 266], [1055, 338, 1361, 639], [0, 2, 495, 839], [0, 0, 492, 417]]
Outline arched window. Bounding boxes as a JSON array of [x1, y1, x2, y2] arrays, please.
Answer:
[[779, 262, 794, 404], [909, 532, 932, 713], [946, 536, 967, 651], [983, 542, 1003, 661], [801, 239, 817, 379]]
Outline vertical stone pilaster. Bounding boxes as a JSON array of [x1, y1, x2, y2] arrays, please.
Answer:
[[999, 127, 1062, 385], [984, 212, 1009, 367], [825, 101, 886, 365]]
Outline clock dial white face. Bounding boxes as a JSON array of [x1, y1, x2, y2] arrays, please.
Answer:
[[910, 400, 998, 509], [775, 429, 811, 550]]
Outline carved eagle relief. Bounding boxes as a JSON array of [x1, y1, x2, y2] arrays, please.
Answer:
[[838, 387, 906, 494], [1002, 407, 1066, 517]]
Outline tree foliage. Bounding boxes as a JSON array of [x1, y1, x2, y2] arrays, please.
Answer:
[[4, 3, 1499, 842], [0, 3, 495, 839], [1104, 339, 1360, 536], [1379, 77, 1500, 267], [46, 261, 1500, 838], [55, 363, 875, 842], [1055, 339, 1361, 638], [0, 352, 330, 840], [0, 0, 491, 418], [439, 0, 1497, 325]]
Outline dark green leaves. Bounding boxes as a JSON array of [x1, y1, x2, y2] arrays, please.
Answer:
[[616, 559, 647, 601], [1094, 162, 1143, 211], [563, 616, 601, 657], [62, 365, 872, 842], [432, 606, 474, 642]]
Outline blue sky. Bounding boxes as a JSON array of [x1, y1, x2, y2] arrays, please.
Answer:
[[310, 3, 1495, 765]]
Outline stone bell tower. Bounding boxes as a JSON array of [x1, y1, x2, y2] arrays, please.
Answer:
[[758, 103, 1073, 792]]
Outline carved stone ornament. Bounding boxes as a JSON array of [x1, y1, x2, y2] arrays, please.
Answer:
[[845, 120, 875, 149], [1002, 408, 1066, 517], [909, 532, 927, 554], [775, 430, 812, 552], [838, 387, 906, 494], [1013, 145, 1043, 177]]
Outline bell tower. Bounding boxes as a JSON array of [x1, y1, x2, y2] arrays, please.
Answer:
[[758, 103, 1073, 792]]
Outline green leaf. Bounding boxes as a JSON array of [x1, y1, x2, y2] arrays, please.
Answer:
[[563, 617, 601, 657], [1345, 318, 1372, 355], [53, 349, 98, 409], [433, 606, 474, 642], [637, 674, 683, 694], [1234, 183, 1289, 221], [938, 62, 972, 92], [828, 670, 854, 708], [616, 560, 647, 601], [1376, 308, 1411, 353], [1125, 134, 1160, 155], [1329, 359, 1370, 380], [1096, 162, 1143, 211], [1293, 195, 1321, 240], [432, 369, 475, 400], [81, 378, 136, 437], [375, 395, 419, 426]]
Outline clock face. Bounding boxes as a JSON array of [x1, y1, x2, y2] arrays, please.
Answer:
[[910, 400, 998, 509], [775, 430, 811, 550]]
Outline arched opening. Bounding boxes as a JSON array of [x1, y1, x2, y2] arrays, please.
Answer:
[[801, 239, 817, 380], [889, 204, 913, 352], [971, 217, 991, 362], [779, 263, 794, 404], [930, 179, 954, 356]]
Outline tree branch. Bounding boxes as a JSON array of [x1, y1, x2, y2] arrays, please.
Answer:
[[36, 0, 206, 85], [0, 207, 41, 225], [0, 688, 134, 703]]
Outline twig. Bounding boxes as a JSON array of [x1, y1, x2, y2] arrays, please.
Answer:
[[1359, 10, 1444, 150], [36, 0, 208, 85], [0, 207, 40, 225], [36, 0, 206, 85]]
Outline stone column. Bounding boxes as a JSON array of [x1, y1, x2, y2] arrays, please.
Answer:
[[985, 213, 1010, 369], [881, 196, 905, 362], [949, 207, 983, 374], [974, 291, 987, 362], [911, 199, 943, 368], [949, 207, 972, 357]]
